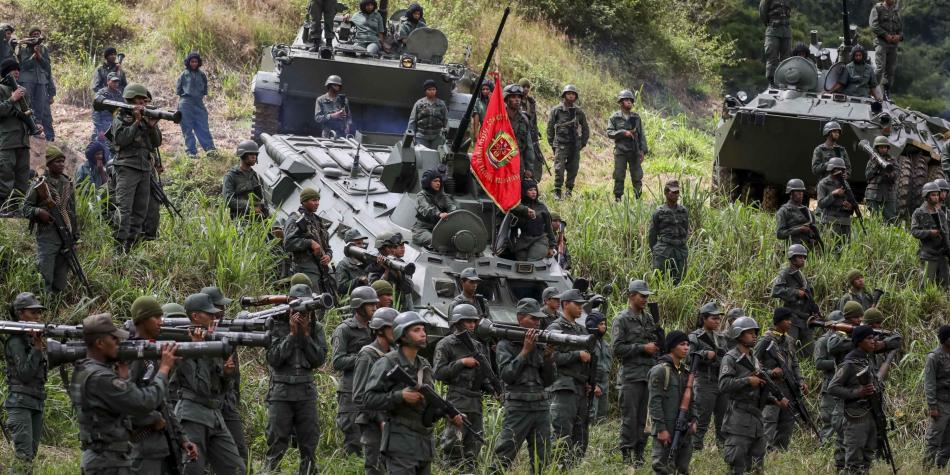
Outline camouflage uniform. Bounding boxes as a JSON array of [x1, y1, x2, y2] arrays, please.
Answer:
[[127, 347, 190, 475], [307, 0, 338, 47], [837, 289, 874, 313], [314, 93, 349, 138], [813, 328, 841, 445], [838, 60, 879, 98], [176, 54, 215, 155], [770, 265, 814, 357], [21, 171, 78, 293], [546, 103, 589, 195], [110, 107, 160, 246], [264, 316, 328, 473], [353, 340, 389, 475], [396, 17, 426, 43], [754, 330, 801, 451], [433, 331, 491, 472], [447, 293, 491, 323], [759, 0, 792, 84], [0, 28, 13, 62], [865, 152, 898, 221], [92, 86, 123, 156], [606, 110, 649, 199], [649, 202, 690, 284], [411, 184, 457, 247], [816, 174, 853, 239], [283, 206, 334, 294], [775, 200, 819, 246], [648, 354, 694, 474], [612, 306, 658, 461], [826, 328, 856, 469], [91, 61, 127, 93], [827, 348, 879, 473], [910, 202, 950, 289], [16, 42, 54, 141], [509, 106, 540, 180], [923, 345, 950, 468], [3, 332, 47, 472], [0, 81, 32, 211], [869, 2, 902, 89], [222, 165, 267, 219], [521, 94, 544, 176], [589, 336, 612, 422], [332, 316, 374, 455], [688, 328, 729, 450], [510, 192, 556, 261], [548, 315, 600, 465], [718, 348, 775, 474], [407, 97, 448, 148], [810, 143, 851, 179], [336, 255, 370, 295]]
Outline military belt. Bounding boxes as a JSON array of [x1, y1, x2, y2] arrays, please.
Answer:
[[505, 391, 547, 402], [270, 373, 314, 384], [731, 400, 763, 415], [8, 384, 45, 399], [447, 385, 482, 399], [181, 390, 222, 410], [82, 440, 131, 452], [658, 237, 685, 246]]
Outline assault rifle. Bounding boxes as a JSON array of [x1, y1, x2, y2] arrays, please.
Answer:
[[150, 173, 183, 219], [138, 362, 192, 473], [457, 330, 503, 396], [475, 319, 594, 350], [858, 349, 898, 475], [669, 352, 700, 463], [933, 207, 950, 260], [648, 302, 666, 354], [761, 340, 821, 438], [34, 176, 92, 293], [345, 243, 416, 275], [798, 206, 825, 251], [836, 175, 866, 233], [735, 357, 788, 407], [384, 364, 486, 444]]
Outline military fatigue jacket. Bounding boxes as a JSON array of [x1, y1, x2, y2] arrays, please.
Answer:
[[753, 330, 802, 399], [407, 97, 448, 141], [332, 317, 374, 409], [592, 337, 611, 391], [0, 83, 32, 149], [547, 316, 599, 393], [546, 103, 589, 147], [775, 201, 818, 245], [911, 203, 949, 260], [496, 338, 556, 410], [606, 110, 649, 155], [770, 265, 813, 318], [816, 175, 853, 224], [353, 341, 389, 424], [839, 62, 879, 97], [813, 332, 840, 392], [413, 189, 457, 232], [827, 348, 877, 416], [335, 257, 369, 295], [110, 109, 162, 171], [826, 331, 855, 365], [176, 68, 208, 103], [283, 207, 333, 266], [91, 62, 127, 93], [511, 199, 556, 245], [865, 154, 897, 201], [222, 165, 267, 217], [649, 203, 689, 250], [688, 328, 727, 381], [648, 355, 693, 435], [3, 333, 47, 410], [508, 107, 538, 174], [16, 44, 51, 85], [352, 11, 385, 46], [314, 93, 349, 137], [397, 18, 426, 41], [22, 173, 79, 244], [870, 2, 902, 47], [836, 289, 874, 312], [173, 354, 234, 428], [93, 86, 124, 129], [924, 347, 950, 408], [0, 39, 13, 63], [433, 331, 492, 412], [266, 318, 328, 401], [811, 143, 851, 178], [612, 307, 658, 384], [759, 0, 792, 37], [521, 95, 540, 142], [128, 351, 188, 459], [718, 349, 776, 437]]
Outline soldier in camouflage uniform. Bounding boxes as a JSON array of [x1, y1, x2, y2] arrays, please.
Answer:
[[869, 0, 902, 96], [688, 301, 729, 451], [832, 45, 882, 101], [176, 52, 216, 156], [91, 73, 123, 164], [407, 79, 448, 148], [363, 312, 465, 475], [0, 59, 38, 214], [816, 157, 855, 241], [827, 325, 881, 474], [759, 0, 791, 85], [775, 178, 821, 247], [648, 331, 696, 475], [518, 78, 544, 175], [21, 145, 78, 293], [837, 270, 875, 312], [814, 308, 846, 445], [607, 89, 649, 201], [69, 313, 178, 475], [332, 286, 378, 456], [612, 279, 660, 466], [923, 325, 950, 469], [367, 232, 415, 311], [937, 178, 950, 211], [264, 283, 328, 474], [447, 267, 490, 321], [865, 135, 898, 222], [754, 308, 806, 452], [719, 316, 790, 474], [490, 298, 557, 474], [811, 121, 851, 179], [314, 75, 350, 138], [336, 228, 371, 294], [3, 293, 48, 473], [372, 279, 395, 308], [283, 187, 335, 294], [307, 0, 338, 48], [353, 307, 398, 475], [540, 286, 560, 328], [434, 304, 492, 472], [222, 140, 269, 219], [649, 180, 690, 284], [510, 179, 556, 261], [770, 244, 816, 359], [586, 311, 612, 422], [911, 182, 950, 289], [825, 304, 864, 469], [0, 25, 14, 63], [412, 168, 457, 247], [91, 47, 127, 94], [546, 85, 589, 199], [16, 27, 54, 141], [503, 84, 540, 181], [396, 4, 426, 48]]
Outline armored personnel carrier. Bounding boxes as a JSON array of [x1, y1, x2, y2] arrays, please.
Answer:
[[714, 17, 950, 214], [253, 8, 574, 335]]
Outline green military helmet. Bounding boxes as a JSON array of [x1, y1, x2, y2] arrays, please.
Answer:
[[863, 307, 884, 324], [550, 211, 561, 222], [826, 157, 847, 171], [131, 296, 164, 324], [699, 300, 722, 315], [617, 89, 635, 103], [785, 178, 806, 193], [518, 78, 532, 88], [827, 310, 844, 322], [343, 228, 368, 243], [375, 231, 395, 250], [371, 279, 394, 296], [325, 75, 343, 87], [393, 311, 426, 341], [299, 187, 320, 203], [730, 316, 760, 340], [236, 140, 259, 158], [822, 121, 842, 136], [845, 269, 862, 285], [787, 243, 808, 259], [842, 300, 863, 318], [123, 83, 150, 101], [873, 136, 891, 148], [289, 283, 313, 299], [290, 273, 313, 288], [561, 84, 579, 97], [502, 84, 524, 99], [161, 303, 188, 319], [450, 303, 480, 325], [349, 286, 379, 309], [627, 279, 653, 296], [935, 178, 950, 192], [369, 307, 399, 330], [922, 181, 941, 198]]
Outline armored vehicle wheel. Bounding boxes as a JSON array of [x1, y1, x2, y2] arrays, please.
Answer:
[[897, 155, 914, 214], [928, 162, 946, 182], [761, 185, 778, 212], [252, 102, 280, 142], [713, 164, 740, 201]]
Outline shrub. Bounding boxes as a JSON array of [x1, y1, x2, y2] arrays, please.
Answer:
[[24, 0, 129, 59]]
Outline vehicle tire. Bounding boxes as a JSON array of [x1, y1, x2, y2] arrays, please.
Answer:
[[761, 185, 779, 212], [251, 102, 280, 142], [928, 161, 946, 182], [897, 154, 914, 215], [713, 164, 740, 201]]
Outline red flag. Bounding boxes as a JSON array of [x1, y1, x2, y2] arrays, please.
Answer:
[[470, 72, 522, 213]]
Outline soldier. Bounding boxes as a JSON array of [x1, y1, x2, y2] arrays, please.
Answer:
[[827, 325, 881, 474], [411, 168, 457, 247], [759, 0, 791, 85], [307, 0, 338, 48], [518, 78, 544, 175], [865, 135, 898, 221], [923, 325, 950, 469], [283, 187, 335, 294], [911, 181, 950, 289], [551, 211, 571, 270], [813, 308, 845, 445], [367, 232, 414, 310], [110, 82, 159, 252], [176, 52, 216, 157], [775, 178, 821, 247], [816, 157, 854, 241], [826, 303, 864, 469], [372, 279, 395, 308], [862, 307, 903, 366], [831, 45, 883, 101], [719, 316, 790, 474], [607, 89, 649, 201], [353, 307, 398, 475], [490, 298, 557, 474], [648, 330, 696, 475], [434, 304, 493, 472], [754, 308, 806, 452], [336, 228, 371, 294], [585, 311, 611, 422], [16, 27, 53, 141], [313, 75, 350, 138], [810, 121, 851, 178], [174, 293, 245, 475], [222, 140, 268, 219], [510, 179, 556, 261], [406, 79, 448, 148], [612, 279, 660, 466], [546, 85, 589, 199], [448, 267, 490, 320], [21, 146, 78, 293], [938, 178, 950, 211], [3, 292, 48, 473], [649, 180, 690, 284], [332, 286, 378, 456], [770, 244, 816, 358], [470, 79, 493, 135], [723, 308, 743, 351], [264, 283, 328, 474], [869, 0, 902, 96], [92, 72, 123, 161], [91, 47, 127, 93], [77, 139, 110, 190], [503, 84, 540, 181], [350, 0, 386, 55], [688, 301, 729, 451], [127, 296, 198, 474], [363, 311, 465, 474], [540, 286, 560, 328], [837, 270, 875, 312], [396, 4, 426, 48], [0, 24, 13, 62], [0, 58, 39, 214]]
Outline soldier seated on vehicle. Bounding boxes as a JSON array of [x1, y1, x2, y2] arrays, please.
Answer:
[[344, 0, 387, 55], [509, 179, 556, 261], [830, 45, 882, 101], [411, 169, 457, 247], [396, 3, 426, 48]]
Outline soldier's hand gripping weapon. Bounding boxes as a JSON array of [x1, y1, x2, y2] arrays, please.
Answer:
[[384, 364, 486, 444], [93, 97, 182, 123], [457, 330, 503, 396], [763, 341, 821, 439], [1, 73, 41, 135], [669, 352, 700, 463], [836, 174, 866, 233], [857, 348, 898, 475], [34, 176, 92, 293]]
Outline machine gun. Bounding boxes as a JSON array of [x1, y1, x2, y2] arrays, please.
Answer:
[[384, 364, 485, 444], [798, 206, 825, 251], [858, 349, 898, 475], [344, 243, 416, 275], [457, 330, 503, 396], [1, 73, 41, 135], [150, 172, 183, 219], [836, 175, 866, 233], [46, 339, 233, 367], [475, 319, 594, 350], [93, 97, 182, 123], [762, 340, 821, 439], [669, 352, 700, 463], [32, 176, 92, 293], [648, 302, 666, 354]]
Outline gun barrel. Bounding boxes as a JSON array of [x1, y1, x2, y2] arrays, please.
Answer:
[[0, 321, 85, 339], [476, 319, 594, 350], [47, 339, 233, 366], [162, 317, 270, 332], [157, 327, 270, 348], [344, 244, 416, 275], [240, 295, 291, 307], [93, 97, 182, 124]]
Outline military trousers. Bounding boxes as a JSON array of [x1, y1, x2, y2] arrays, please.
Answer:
[[763, 404, 796, 451], [439, 409, 482, 471], [179, 99, 215, 156], [590, 385, 609, 422], [618, 381, 649, 456], [35, 229, 69, 293], [723, 432, 766, 475], [924, 401, 950, 468], [874, 44, 898, 88], [359, 421, 384, 475], [612, 150, 643, 198], [788, 318, 814, 361], [0, 147, 30, 212], [180, 419, 246, 475], [308, 0, 338, 45], [491, 406, 550, 474], [22, 82, 52, 141], [113, 165, 151, 243], [6, 406, 43, 467], [384, 455, 431, 475], [692, 374, 727, 450], [131, 456, 174, 475], [553, 142, 581, 193], [336, 393, 363, 456], [818, 390, 837, 444], [415, 135, 444, 149], [411, 228, 433, 248], [651, 244, 688, 285], [512, 234, 549, 262], [764, 35, 792, 83], [143, 168, 161, 240], [923, 258, 950, 290], [866, 198, 897, 223], [841, 412, 876, 474], [651, 433, 693, 475], [265, 399, 319, 474], [550, 386, 589, 465]]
